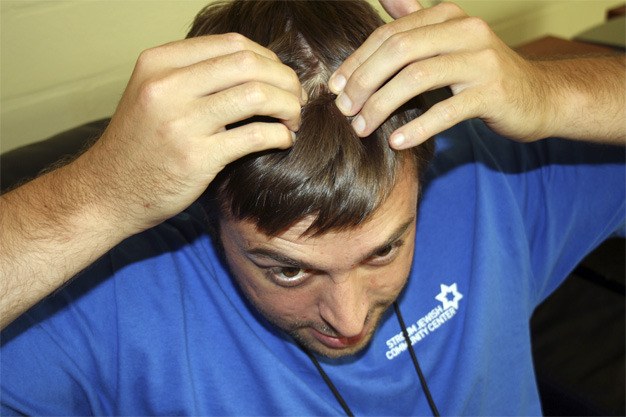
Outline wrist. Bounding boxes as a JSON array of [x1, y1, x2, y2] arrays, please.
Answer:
[[531, 56, 626, 143], [64, 141, 149, 242], [0, 155, 129, 329], [24, 157, 129, 252]]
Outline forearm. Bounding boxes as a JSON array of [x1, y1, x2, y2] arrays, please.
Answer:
[[0, 33, 303, 330], [0, 153, 127, 329], [330, 1, 626, 148], [537, 55, 626, 144]]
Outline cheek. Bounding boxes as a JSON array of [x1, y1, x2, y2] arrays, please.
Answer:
[[219, 225, 319, 323], [367, 265, 409, 297], [228, 260, 276, 306], [368, 248, 414, 296]]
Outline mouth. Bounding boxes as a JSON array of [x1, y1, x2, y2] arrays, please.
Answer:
[[309, 327, 368, 349]]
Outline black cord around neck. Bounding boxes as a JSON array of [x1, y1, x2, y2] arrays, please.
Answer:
[[301, 346, 354, 417], [300, 302, 440, 416], [393, 301, 440, 416]]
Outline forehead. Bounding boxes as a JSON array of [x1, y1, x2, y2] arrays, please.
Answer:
[[220, 164, 419, 264]]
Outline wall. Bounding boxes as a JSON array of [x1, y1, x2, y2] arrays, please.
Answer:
[[454, 0, 620, 45], [1, 0, 207, 152], [0, 0, 620, 152]]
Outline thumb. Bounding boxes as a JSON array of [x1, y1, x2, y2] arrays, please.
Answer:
[[379, 0, 423, 19]]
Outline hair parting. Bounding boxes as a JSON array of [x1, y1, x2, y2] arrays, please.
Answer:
[[193, 0, 436, 236]]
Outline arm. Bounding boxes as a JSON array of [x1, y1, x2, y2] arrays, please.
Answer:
[[0, 155, 127, 330], [328, 0, 625, 148], [0, 33, 305, 329], [531, 55, 625, 144]]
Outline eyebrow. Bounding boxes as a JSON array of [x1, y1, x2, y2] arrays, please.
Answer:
[[246, 217, 415, 270]]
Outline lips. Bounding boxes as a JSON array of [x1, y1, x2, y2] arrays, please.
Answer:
[[309, 327, 367, 349]]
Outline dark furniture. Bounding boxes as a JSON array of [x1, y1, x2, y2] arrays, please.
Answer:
[[1, 118, 109, 193]]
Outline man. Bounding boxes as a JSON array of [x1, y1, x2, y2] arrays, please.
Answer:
[[1, 0, 624, 415]]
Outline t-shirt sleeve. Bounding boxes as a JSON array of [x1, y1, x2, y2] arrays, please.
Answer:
[[470, 120, 626, 305], [1, 255, 120, 416], [1, 205, 213, 415]]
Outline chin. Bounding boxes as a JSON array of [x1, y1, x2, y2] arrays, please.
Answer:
[[290, 329, 376, 359], [289, 307, 390, 359]]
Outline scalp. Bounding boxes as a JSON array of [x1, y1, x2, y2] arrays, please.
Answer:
[[192, 1, 434, 236]]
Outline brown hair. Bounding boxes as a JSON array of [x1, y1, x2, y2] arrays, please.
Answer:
[[192, 0, 435, 236]]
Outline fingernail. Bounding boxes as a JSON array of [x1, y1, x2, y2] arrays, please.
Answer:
[[352, 115, 366, 135], [300, 88, 308, 104], [329, 74, 346, 93], [291, 130, 297, 143], [336, 93, 352, 114], [390, 133, 407, 149]]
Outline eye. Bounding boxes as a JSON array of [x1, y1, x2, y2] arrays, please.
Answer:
[[277, 267, 303, 279], [374, 245, 393, 257], [368, 240, 404, 266], [266, 266, 310, 287]]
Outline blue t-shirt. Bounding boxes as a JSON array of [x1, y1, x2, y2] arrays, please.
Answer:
[[2, 120, 625, 416]]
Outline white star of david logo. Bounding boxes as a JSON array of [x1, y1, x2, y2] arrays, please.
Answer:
[[435, 283, 463, 310]]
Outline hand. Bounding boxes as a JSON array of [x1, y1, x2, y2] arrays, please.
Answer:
[[328, 0, 552, 149], [2, 33, 306, 330], [81, 33, 305, 234]]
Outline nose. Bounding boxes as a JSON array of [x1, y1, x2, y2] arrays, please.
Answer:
[[319, 272, 369, 338]]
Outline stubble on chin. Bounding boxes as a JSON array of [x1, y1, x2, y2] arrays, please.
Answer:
[[284, 304, 392, 359]]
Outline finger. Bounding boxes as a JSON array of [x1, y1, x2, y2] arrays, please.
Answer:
[[379, 0, 423, 19], [335, 17, 472, 117], [169, 50, 305, 103], [138, 33, 280, 71], [205, 122, 294, 173], [197, 81, 303, 133], [389, 91, 483, 149], [328, 2, 465, 95], [353, 53, 476, 137]]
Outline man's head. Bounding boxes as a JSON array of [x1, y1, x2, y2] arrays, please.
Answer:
[[193, 1, 434, 357]]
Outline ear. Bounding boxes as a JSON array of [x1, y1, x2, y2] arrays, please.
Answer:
[[379, 0, 423, 19]]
